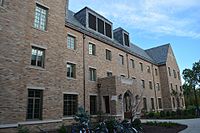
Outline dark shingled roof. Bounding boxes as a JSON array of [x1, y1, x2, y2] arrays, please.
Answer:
[[145, 44, 170, 65], [66, 8, 169, 65]]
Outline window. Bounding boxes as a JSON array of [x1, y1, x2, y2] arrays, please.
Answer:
[[175, 85, 178, 91], [170, 83, 173, 90], [182, 98, 184, 107], [63, 94, 78, 116], [67, 35, 75, 50], [103, 96, 110, 113], [119, 55, 124, 65], [172, 97, 176, 108], [149, 81, 153, 90], [34, 4, 48, 31], [106, 49, 112, 61], [130, 59, 135, 68], [90, 96, 97, 115], [143, 98, 147, 111], [173, 70, 177, 78], [89, 68, 96, 81], [121, 75, 125, 77], [155, 68, 158, 76], [168, 67, 171, 76], [140, 62, 143, 72], [180, 86, 183, 92], [156, 83, 160, 91], [27, 89, 43, 120], [88, 43, 96, 55], [67, 63, 76, 78], [177, 72, 180, 80], [107, 72, 112, 77], [31, 46, 45, 68], [141, 80, 145, 88], [88, 13, 96, 30], [0, 0, 4, 6], [105, 22, 112, 38], [147, 66, 151, 73], [158, 98, 162, 109], [151, 98, 155, 110], [98, 18, 104, 34], [124, 33, 129, 46]]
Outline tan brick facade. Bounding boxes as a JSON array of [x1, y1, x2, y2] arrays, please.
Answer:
[[0, 0, 185, 132]]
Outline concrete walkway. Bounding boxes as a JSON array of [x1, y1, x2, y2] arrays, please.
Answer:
[[141, 118, 200, 133]]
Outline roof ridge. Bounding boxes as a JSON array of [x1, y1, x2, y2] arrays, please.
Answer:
[[145, 43, 170, 51]]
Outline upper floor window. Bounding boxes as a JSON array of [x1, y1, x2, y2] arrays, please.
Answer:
[[107, 72, 112, 77], [170, 83, 173, 90], [141, 80, 145, 88], [130, 59, 135, 68], [149, 81, 153, 90], [67, 63, 76, 78], [89, 68, 96, 81], [140, 62, 143, 72], [105, 22, 112, 38], [67, 35, 76, 50], [31, 46, 45, 68], [147, 66, 151, 73], [63, 94, 78, 116], [121, 75, 125, 78], [151, 98, 155, 110], [168, 67, 171, 76], [98, 18, 104, 34], [124, 33, 129, 47], [156, 83, 160, 91], [143, 97, 147, 111], [88, 13, 96, 30], [34, 4, 48, 31], [173, 70, 177, 78], [119, 55, 124, 65], [158, 98, 162, 109], [88, 43, 96, 55], [27, 89, 43, 120], [0, 0, 4, 6], [177, 72, 180, 80], [155, 68, 158, 76], [106, 49, 112, 61]]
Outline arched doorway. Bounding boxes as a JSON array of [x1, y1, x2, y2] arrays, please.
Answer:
[[123, 90, 133, 119]]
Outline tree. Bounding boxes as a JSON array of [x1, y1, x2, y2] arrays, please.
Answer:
[[182, 60, 200, 116]]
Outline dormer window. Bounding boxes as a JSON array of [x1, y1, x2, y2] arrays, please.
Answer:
[[88, 13, 96, 31], [98, 18, 104, 34], [105, 22, 112, 38], [124, 33, 129, 47]]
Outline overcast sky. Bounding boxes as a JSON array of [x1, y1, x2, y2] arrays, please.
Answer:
[[68, 0, 200, 81]]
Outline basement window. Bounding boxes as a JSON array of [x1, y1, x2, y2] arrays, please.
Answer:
[[88, 13, 96, 31]]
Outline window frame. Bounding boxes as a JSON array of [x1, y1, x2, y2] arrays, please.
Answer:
[[143, 97, 147, 111], [63, 94, 78, 116], [67, 62, 76, 79], [151, 98, 155, 110], [141, 79, 145, 89], [123, 33, 129, 47], [140, 62, 143, 72], [149, 81, 153, 90], [88, 43, 96, 55], [90, 95, 97, 115], [106, 49, 112, 61], [88, 13, 97, 31], [89, 67, 97, 81], [34, 3, 48, 31], [107, 71, 112, 77], [130, 59, 135, 68], [155, 68, 158, 76], [158, 98, 162, 109], [147, 66, 151, 73], [31, 46, 45, 68], [119, 54, 124, 65], [67, 34, 76, 50], [26, 89, 43, 120]]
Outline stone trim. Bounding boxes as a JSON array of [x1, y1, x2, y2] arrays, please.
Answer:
[[35, 1, 50, 9], [63, 92, 79, 95], [89, 93, 98, 96], [26, 86, 45, 90], [31, 43, 47, 50]]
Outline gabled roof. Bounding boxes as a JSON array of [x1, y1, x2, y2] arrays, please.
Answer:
[[66, 9, 169, 65], [145, 44, 170, 65]]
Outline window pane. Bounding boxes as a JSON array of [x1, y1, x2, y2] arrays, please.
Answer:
[[124, 33, 129, 46], [105, 22, 112, 38], [98, 18, 104, 34], [67, 63, 75, 78], [31, 47, 45, 68], [67, 35, 75, 50], [34, 4, 48, 30], [88, 13, 96, 30], [63, 94, 78, 116]]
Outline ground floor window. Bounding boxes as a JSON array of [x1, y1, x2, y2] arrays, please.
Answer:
[[103, 96, 110, 113], [158, 98, 162, 109], [27, 89, 43, 120], [90, 95, 97, 115], [151, 98, 155, 110], [63, 94, 78, 116], [143, 97, 147, 111]]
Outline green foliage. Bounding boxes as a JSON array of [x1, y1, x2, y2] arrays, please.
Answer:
[[145, 121, 178, 128], [58, 124, 66, 133], [18, 125, 29, 133], [160, 111, 166, 117], [105, 117, 117, 132], [132, 118, 142, 130]]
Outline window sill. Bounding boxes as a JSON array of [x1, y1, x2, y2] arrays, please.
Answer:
[[62, 117, 74, 120], [27, 65, 46, 71], [32, 26, 48, 33], [88, 80, 97, 83], [66, 77, 77, 80], [67, 48, 76, 51], [90, 115, 98, 118]]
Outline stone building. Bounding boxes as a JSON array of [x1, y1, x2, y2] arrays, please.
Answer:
[[0, 0, 185, 132]]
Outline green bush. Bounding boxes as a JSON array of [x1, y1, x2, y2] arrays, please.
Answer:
[[18, 125, 29, 133], [160, 111, 166, 118], [145, 121, 178, 128], [105, 117, 117, 133], [58, 124, 66, 133], [132, 118, 142, 130], [147, 112, 155, 118]]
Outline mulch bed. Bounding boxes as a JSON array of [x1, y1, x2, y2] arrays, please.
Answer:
[[142, 124, 188, 133]]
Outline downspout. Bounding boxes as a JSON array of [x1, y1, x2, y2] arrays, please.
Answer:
[[151, 64, 158, 112], [126, 53, 130, 78], [83, 34, 86, 110]]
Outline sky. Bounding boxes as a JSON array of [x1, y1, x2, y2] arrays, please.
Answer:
[[68, 0, 200, 81]]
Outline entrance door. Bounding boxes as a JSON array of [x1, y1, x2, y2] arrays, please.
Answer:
[[123, 91, 132, 119]]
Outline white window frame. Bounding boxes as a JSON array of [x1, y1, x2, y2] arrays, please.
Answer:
[[67, 62, 76, 78], [88, 43, 96, 55]]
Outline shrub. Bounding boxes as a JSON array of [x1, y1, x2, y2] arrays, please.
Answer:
[[18, 125, 29, 133], [58, 124, 66, 133], [147, 112, 155, 118], [132, 118, 142, 130], [105, 117, 117, 133], [160, 111, 166, 118]]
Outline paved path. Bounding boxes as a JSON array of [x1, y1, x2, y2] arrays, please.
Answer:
[[141, 118, 200, 133]]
